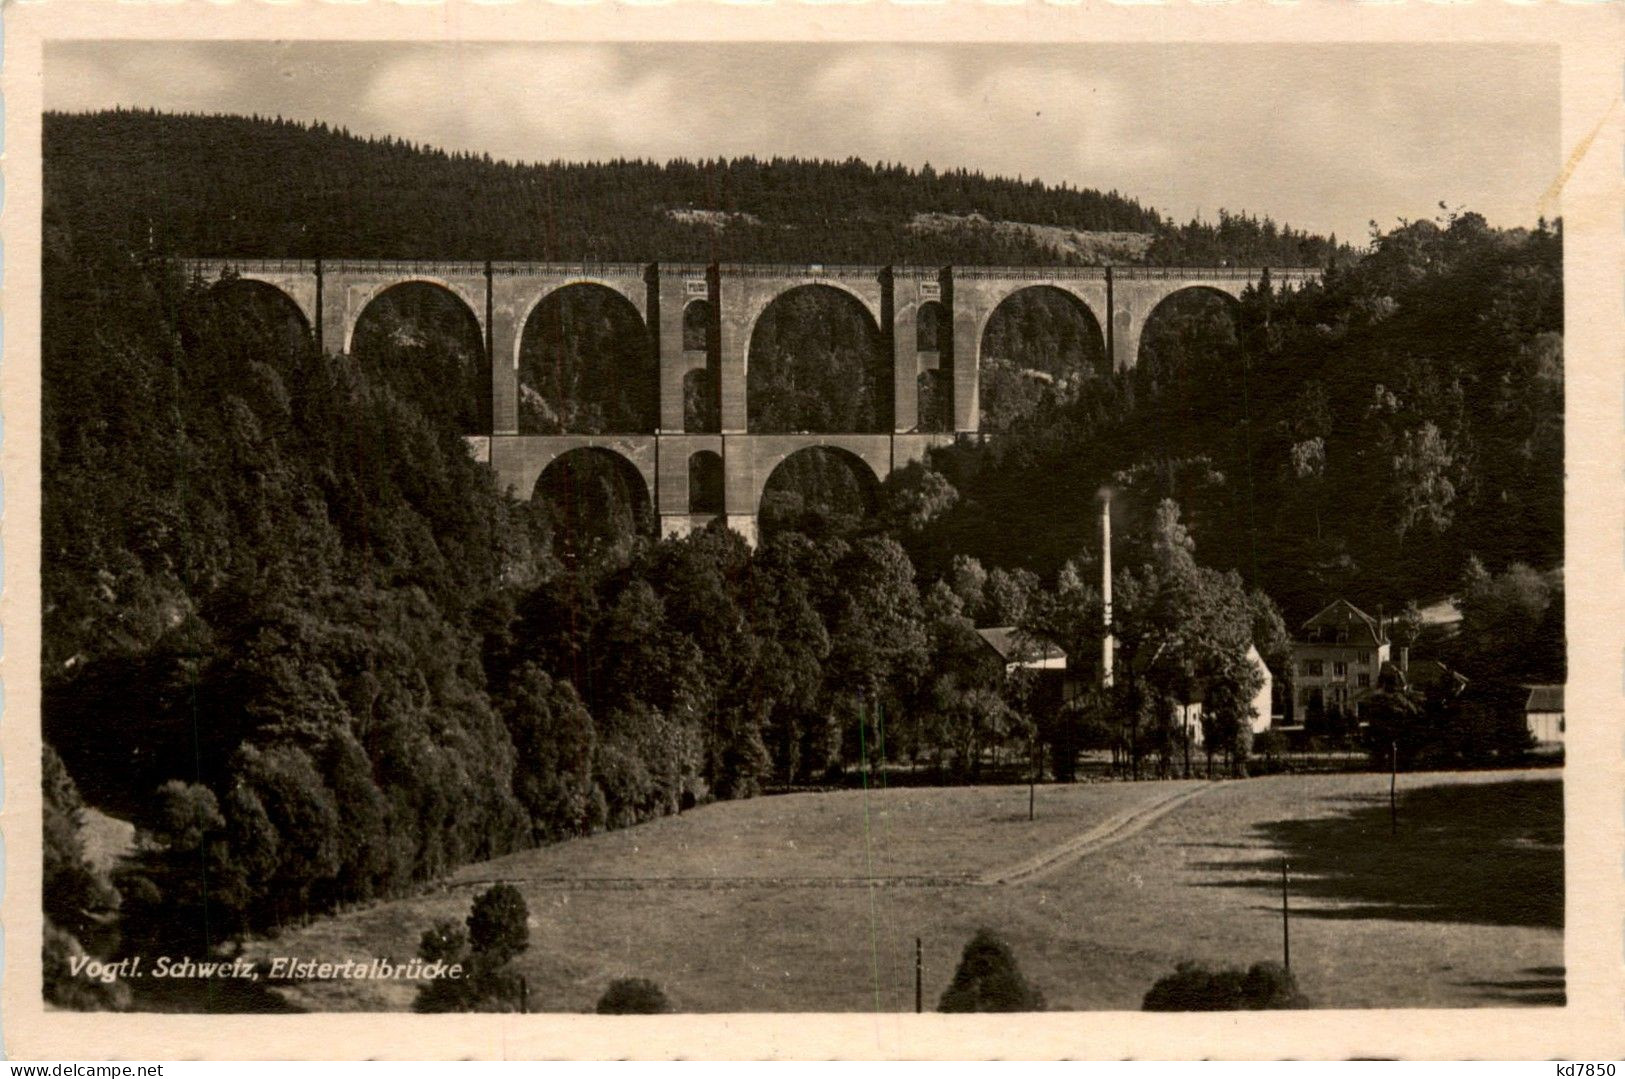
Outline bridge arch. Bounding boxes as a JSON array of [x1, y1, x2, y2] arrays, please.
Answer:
[[348, 280, 491, 434], [746, 284, 890, 435], [509, 277, 651, 371], [977, 284, 1108, 432], [1134, 284, 1243, 368], [531, 445, 655, 556], [682, 299, 719, 432], [517, 282, 657, 435], [971, 283, 1104, 352], [915, 299, 952, 432], [199, 277, 314, 345], [345, 278, 485, 358], [683, 298, 714, 352], [741, 280, 883, 360], [688, 450, 724, 514], [753, 442, 886, 539], [916, 300, 948, 351]]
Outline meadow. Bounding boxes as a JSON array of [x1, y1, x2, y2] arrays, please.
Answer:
[[246, 768, 1562, 1013]]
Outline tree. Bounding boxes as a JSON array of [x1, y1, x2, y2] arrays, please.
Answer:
[[414, 884, 530, 1013], [879, 461, 959, 534], [1106, 500, 1278, 778], [498, 663, 600, 841], [467, 883, 530, 967], [826, 537, 929, 768], [1391, 422, 1458, 544], [1453, 559, 1563, 684], [983, 567, 1039, 627], [1361, 682, 1425, 767], [937, 929, 1045, 1012], [949, 555, 989, 618], [43, 745, 120, 949]]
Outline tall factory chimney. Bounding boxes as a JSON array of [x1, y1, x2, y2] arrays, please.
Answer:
[[1100, 490, 1114, 688]]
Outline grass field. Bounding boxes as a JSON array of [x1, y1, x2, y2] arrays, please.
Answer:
[[246, 768, 1562, 1013]]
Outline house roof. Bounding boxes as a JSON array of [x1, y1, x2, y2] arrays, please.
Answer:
[[1407, 659, 1468, 692], [1377, 658, 1468, 697], [976, 627, 1067, 666], [1298, 599, 1387, 648], [1525, 684, 1564, 713]]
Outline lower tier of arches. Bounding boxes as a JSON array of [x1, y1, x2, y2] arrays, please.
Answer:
[[472, 432, 956, 546]]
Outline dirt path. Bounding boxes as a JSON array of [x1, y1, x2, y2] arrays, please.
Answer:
[[451, 782, 1214, 894], [975, 781, 1213, 885]]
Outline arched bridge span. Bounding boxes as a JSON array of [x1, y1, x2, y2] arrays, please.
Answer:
[[186, 257, 1317, 544]]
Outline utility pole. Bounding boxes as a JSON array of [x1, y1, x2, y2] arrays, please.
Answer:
[[1390, 740, 1398, 836], [1281, 859, 1291, 973], [915, 938, 923, 1014]]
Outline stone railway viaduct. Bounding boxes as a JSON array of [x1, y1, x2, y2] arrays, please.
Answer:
[[185, 258, 1316, 545]]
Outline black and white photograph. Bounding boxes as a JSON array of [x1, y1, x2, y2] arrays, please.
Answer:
[[9, 7, 1621, 1059]]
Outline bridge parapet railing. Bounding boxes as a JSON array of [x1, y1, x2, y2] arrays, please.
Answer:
[[324, 259, 490, 277], [1122, 265, 1320, 280], [655, 262, 712, 277], [180, 257, 317, 277], [718, 263, 887, 280], [952, 266, 1107, 280], [490, 261, 652, 278], [888, 265, 947, 279]]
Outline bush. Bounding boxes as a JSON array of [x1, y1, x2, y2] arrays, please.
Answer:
[[418, 918, 468, 964], [937, 929, 1045, 1012], [596, 977, 671, 1014], [1142, 960, 1308, 1011]]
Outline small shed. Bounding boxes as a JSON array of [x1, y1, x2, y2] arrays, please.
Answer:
[[1524, 684, 1565, 745]]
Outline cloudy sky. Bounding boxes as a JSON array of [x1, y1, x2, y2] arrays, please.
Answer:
[[47, 41, 1559, 244]]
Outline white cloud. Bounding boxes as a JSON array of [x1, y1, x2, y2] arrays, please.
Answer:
[[48, 43, 236, 113]]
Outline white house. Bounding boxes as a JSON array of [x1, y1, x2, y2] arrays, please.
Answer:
[[1177, 644, 1276, 747]]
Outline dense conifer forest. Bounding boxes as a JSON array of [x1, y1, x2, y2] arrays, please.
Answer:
[[42, 111, 1563, 1008], [44, 110, 1346, 266]]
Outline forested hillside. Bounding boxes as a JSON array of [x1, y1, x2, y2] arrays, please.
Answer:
[[44, 110, 1345, 266], [918, 213, 1565, 624], [41, 111, 1561, 1009]]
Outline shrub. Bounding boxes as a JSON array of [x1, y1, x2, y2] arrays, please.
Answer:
[[937, 929, 1045, 1012], [1142, 960, 1308, 1011], [596, 977, 671, 1014], [418, 918, 468, 965]]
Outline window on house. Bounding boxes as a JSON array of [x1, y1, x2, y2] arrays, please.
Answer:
[[1358, 673, 1371, 688], [1358, 650, 1371, 665], [1304, 660, 1324, 677], [1333, 661, 1347, 678]]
